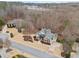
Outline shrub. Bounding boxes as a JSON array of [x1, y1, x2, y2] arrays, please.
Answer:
[[61, 39, 75, 58], [75, 38, 79, 43], [6, 31, 9, 33], [61, 52, 71, 58], [18, 29, 22, 33], [65, 52, 71, 58], [0, 17, 5, 27], [10, 33, 14, 38], [56, 38, 64, 43], [12, 54, 27, 58]]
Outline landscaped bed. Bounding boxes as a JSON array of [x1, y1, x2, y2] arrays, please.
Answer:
[[12, 54, 27, 58]]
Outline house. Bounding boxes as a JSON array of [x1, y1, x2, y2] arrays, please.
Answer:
[[7, 19, 25, 33], [7, 20, 16, 28], [42, 33, 54, 45], [35, 28, 51, 40], [35, 28, 58, 45]]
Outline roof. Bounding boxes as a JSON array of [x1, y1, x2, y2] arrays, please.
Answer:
[[7, 19, 26, 29], [36, 28, 51, 35], [45, 33, 54, 40], [36, 28, 58, 40]]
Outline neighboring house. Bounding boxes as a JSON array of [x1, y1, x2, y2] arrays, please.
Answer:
[[7, 23, 16, 28], [7, 20, 16, 28], [0, 33, 11, 58], [35, 28, 58, 45], [7, 19, 25, 33]]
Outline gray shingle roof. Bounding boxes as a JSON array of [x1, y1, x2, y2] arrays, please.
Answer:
[[36, 28, 57, 40]]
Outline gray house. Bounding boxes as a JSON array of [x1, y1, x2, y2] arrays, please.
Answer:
[[35, 28, 58, 45]]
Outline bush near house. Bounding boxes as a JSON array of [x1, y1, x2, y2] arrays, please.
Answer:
[[75, 38, 79, 43], [6, 31, 9, 33], [33, 36, 39, 41], [10, 33, 14, 38], [61, 51, 71, 58], [61, 39, 75, 58], [56, 39, 64, 43], [12, 54, 27, 58], [18, 29, 22, 33], [56, 34, 64, 43]]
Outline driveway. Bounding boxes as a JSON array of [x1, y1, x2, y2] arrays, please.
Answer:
[[11, 40, 57, 58]]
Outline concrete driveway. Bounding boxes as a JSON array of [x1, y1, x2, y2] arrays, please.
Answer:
[[11, 40, 57, 58]]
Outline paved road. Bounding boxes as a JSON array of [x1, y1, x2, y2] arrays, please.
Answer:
[[11, 40, 57, 58]]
